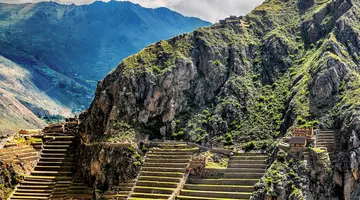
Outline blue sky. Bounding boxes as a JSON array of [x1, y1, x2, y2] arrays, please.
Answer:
[[0, 0, 264, 22]]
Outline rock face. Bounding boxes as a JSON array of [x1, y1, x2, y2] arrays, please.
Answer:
[[76, 143, 141, 191], [83, 0, 360, 198], [252, 149, 334, 200], [0, 162, 17, 199]]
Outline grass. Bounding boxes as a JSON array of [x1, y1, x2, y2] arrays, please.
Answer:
[[122, 38, 192, 77], [205, 162, 226, 169]]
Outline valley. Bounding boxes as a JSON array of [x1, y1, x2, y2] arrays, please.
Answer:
[[0, 1, 210, 132]]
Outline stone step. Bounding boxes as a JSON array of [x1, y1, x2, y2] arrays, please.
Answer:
[[138, 176, 181, 183], [231, 156, 268, 160], [223, 173, 264, 179], [119, 181, 136, 187], [316, 138, 335, 141], [317, 134, 335, 137], [131, 192, 171, 199], [188, 178, 259, 185], [34, 165, 74, 171], [225, 168, 265, 173], [316, 141, 335, 144], [177, 196, 244, 200], [43, 145, 70, 149], [37, 161, 75, 166], [183, 184, 254, 192], [19, 180, 55, 185], [316, 145, 335, 149], [154, 144, 189, 149], [148, 151, 194, 155], [45, 141, 72, 145], [10, 196, 49, 199], [233, 153, 266, 156], [68, 188, 92, 193], [134, 186, 175, 194], [180, 190, 252, 199], [17, 185, 53, 189], [141, 167, 186, 173], [26, 175, 72, 181], [317, 131, 335, 134], [15, 189, 52, 193], [38, 157, 73, 162], [152, 142, 188, 146], [40, 153, 74, 157], [42, 149, 69, 153], [143, 163, 188, 168], [140, 171, 184, 178], [152, 148, 198, 152], [229, 160, 267, 165], [12, 192, 50, 196], [67, 194, 92, 198], [317, 138, 335, 141], [227, 164, 266, 169], [136, 180, 178, 188], [43, 136, 74, 140], [31, 171, 73, 176], [146, 158, 190, 163], [147, 154, 192, 159]]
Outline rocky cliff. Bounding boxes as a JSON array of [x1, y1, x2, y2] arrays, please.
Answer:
[[0, 1, 210, 115], [83, 0, 360, 198]]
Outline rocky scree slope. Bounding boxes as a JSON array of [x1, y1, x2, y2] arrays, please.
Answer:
[[83, 0, 360, 198]]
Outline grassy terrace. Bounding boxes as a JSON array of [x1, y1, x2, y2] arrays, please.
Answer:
[[177, 152, 268, 200], [129, 142, 198, 200]]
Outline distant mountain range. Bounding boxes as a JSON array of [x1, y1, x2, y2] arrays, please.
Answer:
[[0, 1, 210, 132]]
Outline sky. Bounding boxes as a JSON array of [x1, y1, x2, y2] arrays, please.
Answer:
[[0, 0, 264, 23]]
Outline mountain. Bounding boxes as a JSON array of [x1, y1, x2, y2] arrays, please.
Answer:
[[82, 0, 360, 198], [0, 55, 71, 134], [0, 1, 210, 132]]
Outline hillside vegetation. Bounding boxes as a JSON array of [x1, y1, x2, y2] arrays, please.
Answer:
[[85, 0, 359, 142], [82, 0, 360, 198]]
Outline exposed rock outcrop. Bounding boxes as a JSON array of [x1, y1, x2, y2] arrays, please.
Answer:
[[82, 0, 360, 198], [76, 143, 141, 191]]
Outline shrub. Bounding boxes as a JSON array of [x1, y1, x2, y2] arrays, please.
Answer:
[[213, 60, 221, 66], [277, 152, 286, 162], [243, 141, 256, 151], [224, 133, 233, 145]]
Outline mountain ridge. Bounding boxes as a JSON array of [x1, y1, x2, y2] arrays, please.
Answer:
[[0, 0, 210, 132]]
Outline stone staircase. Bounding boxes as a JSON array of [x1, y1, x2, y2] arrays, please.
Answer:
[[316, 130, 337, 151], [102, 180, 136, 199], [129, 142, 198, 200], [177, 152, 267, 200], [0, 145, 39, 164], [65, 173, 93, 199], [9, 133, 75, 200]]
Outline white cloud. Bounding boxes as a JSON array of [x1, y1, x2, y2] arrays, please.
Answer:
[[0, 0, 264, 22]]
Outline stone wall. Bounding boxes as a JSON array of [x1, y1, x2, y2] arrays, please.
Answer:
[[76, 142, 141, 191]]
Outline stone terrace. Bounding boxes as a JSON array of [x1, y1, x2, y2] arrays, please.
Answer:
[[177, 152, 268, 200], [129, 142, 198, 200]]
